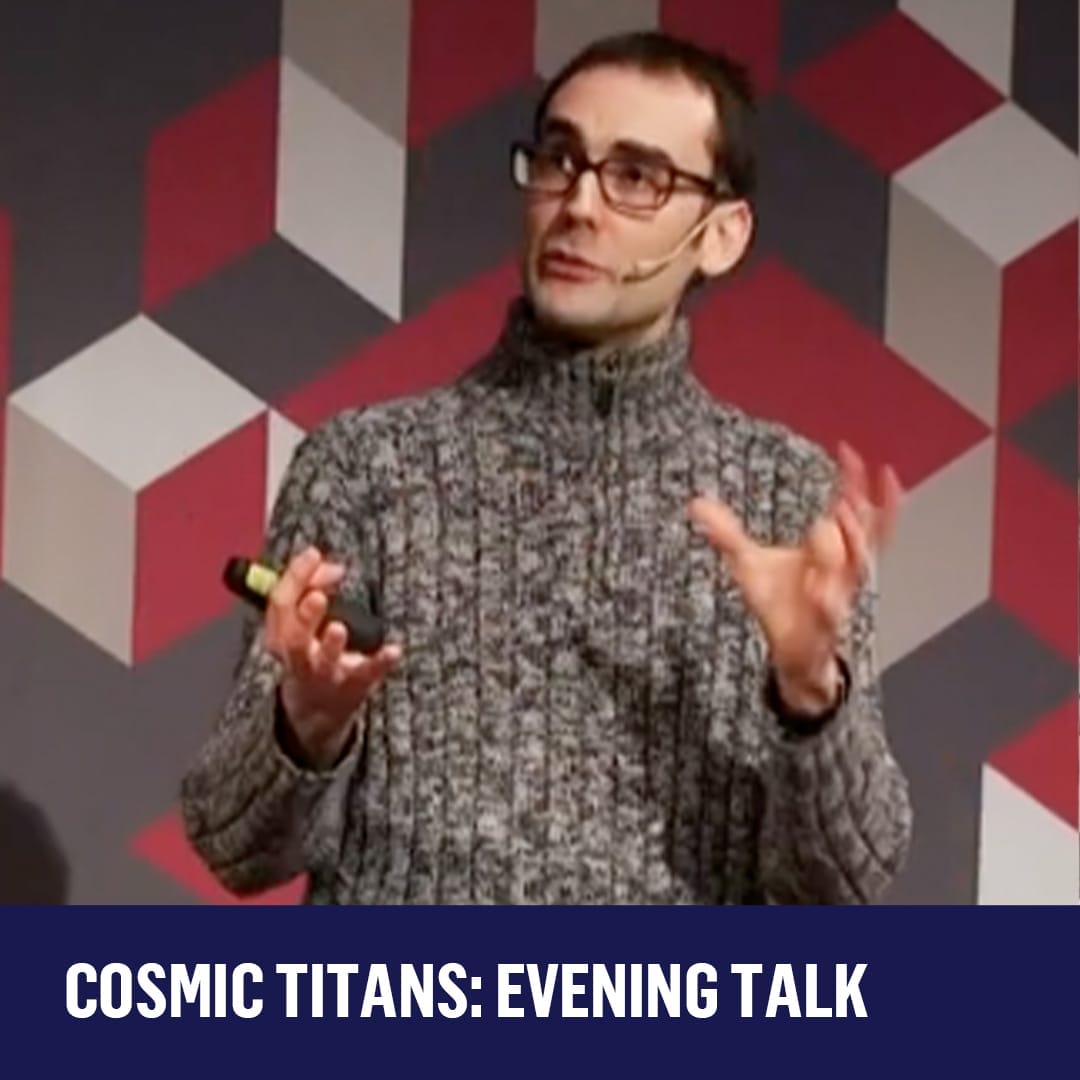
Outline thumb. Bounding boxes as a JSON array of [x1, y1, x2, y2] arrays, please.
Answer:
[[339, 642, 403, 689], [688, 496, 753, 564]]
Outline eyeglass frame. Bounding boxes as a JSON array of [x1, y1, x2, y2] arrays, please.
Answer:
[[509, 138, 736, 213]]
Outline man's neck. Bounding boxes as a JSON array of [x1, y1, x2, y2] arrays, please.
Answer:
[[531, 306, 678, 355]]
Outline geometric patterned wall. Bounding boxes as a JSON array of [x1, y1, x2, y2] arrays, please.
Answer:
[[0, 0, 1075, 905]]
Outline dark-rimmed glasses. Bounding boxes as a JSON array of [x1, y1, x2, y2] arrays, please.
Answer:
[[510, 139, 732, 212]]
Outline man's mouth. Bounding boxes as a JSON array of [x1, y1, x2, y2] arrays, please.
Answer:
[[539, 250, 607, 281]]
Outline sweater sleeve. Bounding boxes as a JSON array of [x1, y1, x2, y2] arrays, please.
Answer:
[[756, 448, 913, 905], [178, 416, 375, 897]]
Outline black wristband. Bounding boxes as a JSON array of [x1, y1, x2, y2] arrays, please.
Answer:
[[765, 655, 851, 737], [272, 686, 310, 767], [273, 685, 358, 771]]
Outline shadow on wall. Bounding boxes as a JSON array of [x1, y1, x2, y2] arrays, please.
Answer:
[[0, 782, 69, 903]]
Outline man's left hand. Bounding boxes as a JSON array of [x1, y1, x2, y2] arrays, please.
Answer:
[[688, 443, 902, 715]]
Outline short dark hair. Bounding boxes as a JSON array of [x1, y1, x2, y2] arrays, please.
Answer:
[[532, 30, 758, 201]]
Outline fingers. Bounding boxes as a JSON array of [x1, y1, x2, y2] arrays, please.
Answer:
[[688, 497, 755, 565], [266, 546, 349, 672], [300, 627, 403, 700], [835, 444, 905, 550], [296, 588, 328, 633], [876, 465, 903, 547], [271, 546, 321, 612], [836, 442, 876, 542], [266, 547, 400, 732], [806, 514, 856, 634], [320, 619, 348, 668], [272, 547, 345, 611], [336, 642, 404, 693], [286, 587, 328, 677], [305, 619, 346, 680], [309, 560, 346, 594], [837, 441, 869, 504], [835, 498, 870, 584], [814, 464, 897, 622]]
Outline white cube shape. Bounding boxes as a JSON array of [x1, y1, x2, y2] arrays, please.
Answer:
[[899, 0, 1015, 94], [885, 184, 1003, 424], [978, 766, 1079, 905], [535, 0, 659, 77], [3, 316, 265, 663], [266, 409, 306, 524], [276, 58, 406, 320], [282, 0, 411, 143], [896, 103, 1078, 268], [877, 438, 995, 670]]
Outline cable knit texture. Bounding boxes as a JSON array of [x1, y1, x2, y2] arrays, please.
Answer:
[[180, 298, 913, 904]]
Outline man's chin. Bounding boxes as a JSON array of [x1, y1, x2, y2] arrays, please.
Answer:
[[528, 284, 617, 343]]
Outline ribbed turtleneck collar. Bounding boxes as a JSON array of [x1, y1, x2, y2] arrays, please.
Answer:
[[487, 296, 693, 421]]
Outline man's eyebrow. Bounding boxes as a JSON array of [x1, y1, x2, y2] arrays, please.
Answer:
[[609, 138, 674, 164], [538, 116, 581, 140], [539, 117, 674, 163]]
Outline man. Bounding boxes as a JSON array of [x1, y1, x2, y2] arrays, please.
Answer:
[[180, 31, 912, 905]]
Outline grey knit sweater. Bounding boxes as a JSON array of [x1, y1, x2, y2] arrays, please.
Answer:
[[180, 298, 913, 905]]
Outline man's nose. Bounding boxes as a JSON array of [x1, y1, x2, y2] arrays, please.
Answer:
[[561, 167, 603, 222]]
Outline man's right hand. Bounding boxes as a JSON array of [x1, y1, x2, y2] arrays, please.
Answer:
[[264, 545, 402, 769]]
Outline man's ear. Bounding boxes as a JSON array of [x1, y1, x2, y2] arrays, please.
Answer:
[[698, 200, 754, 278]]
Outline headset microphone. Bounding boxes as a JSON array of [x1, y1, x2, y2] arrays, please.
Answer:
[[619, 212, 717, 283]]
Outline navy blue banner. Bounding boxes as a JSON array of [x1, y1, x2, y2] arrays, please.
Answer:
[[1, 906, 1074, 1076]]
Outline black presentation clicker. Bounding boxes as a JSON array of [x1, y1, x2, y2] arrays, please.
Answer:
[[222, 556, 386, 655]]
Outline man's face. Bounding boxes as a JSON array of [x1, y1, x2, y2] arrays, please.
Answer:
[[520, 64, 734, 345]]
